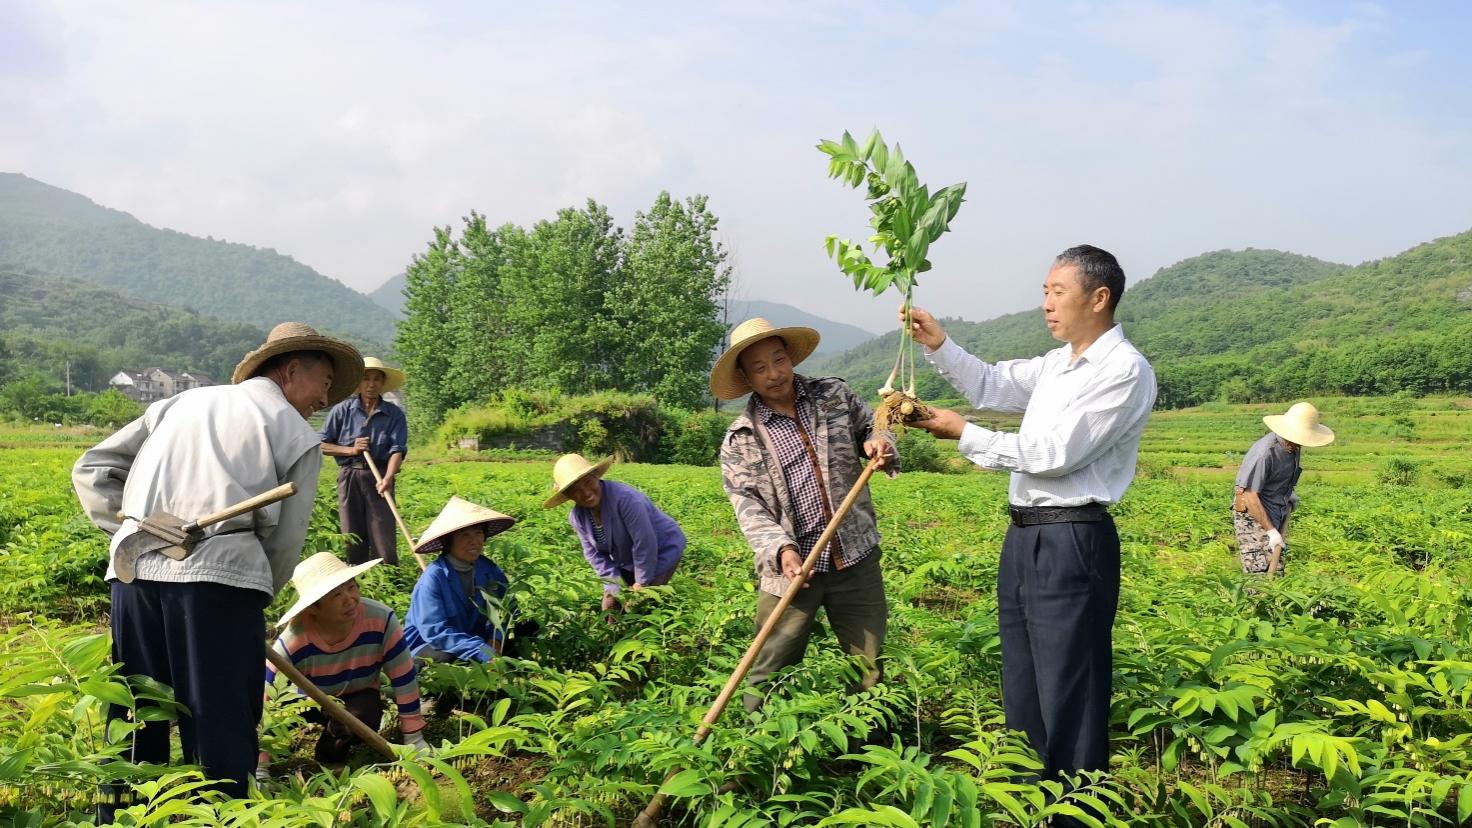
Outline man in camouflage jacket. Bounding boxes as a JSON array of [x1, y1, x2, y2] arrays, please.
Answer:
[[710, 318, 898, 711]]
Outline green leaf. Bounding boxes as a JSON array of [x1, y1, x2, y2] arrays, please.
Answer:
[[351, 772, 398, 819], [659, 768, 709, 798]]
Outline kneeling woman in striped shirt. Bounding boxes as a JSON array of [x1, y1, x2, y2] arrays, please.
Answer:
[[259, 552, 429, 776]]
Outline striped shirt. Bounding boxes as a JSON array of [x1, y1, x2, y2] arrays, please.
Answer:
[[754, 385, 867, 573], [265, 597, 424, 733]]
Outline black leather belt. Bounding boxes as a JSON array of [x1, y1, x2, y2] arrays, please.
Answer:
[[1009, 503, 1109, 527]]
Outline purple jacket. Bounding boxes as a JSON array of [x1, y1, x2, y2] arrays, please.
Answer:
[[569, 479, 685, 594]]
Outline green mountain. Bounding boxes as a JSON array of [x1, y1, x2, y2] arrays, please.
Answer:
[[370, 272, 407, 316], [726, 299, 879, 355], [0, 269, 267, 391], [819, 237, 1472, 407], [0, 173, 396, 346]]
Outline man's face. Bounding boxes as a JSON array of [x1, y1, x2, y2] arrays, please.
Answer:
[[1278, 436, 1301, 454], [305, 578, 360, 628], [359, 369, 385, 400], [567, 476, 601, 510], [280, 358, 335, 419], [738, 337, 794, 406], [448, 525, 486, 562], [1041, 264, 1108, 345]]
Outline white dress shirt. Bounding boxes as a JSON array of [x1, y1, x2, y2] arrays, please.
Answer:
[[926, 323, 1157, 507]]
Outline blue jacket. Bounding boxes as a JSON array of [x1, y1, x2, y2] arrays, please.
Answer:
[[568, 479, 685, 595], [319, 395, 409, 469], [402, 555, 509, 663]]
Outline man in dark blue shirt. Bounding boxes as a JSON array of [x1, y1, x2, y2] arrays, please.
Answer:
[[321, 357, 409, 565], [1232, 402, 1334, 574]]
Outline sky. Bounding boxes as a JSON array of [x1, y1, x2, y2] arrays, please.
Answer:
[[3, 0, 1471, 333]]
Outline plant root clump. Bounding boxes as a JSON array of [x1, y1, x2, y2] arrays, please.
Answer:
[[874, 389, 931, 433]]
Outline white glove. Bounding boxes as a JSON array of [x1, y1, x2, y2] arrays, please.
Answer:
[[1266, 528, 1284, 549], [254, 761, 272, 784], [403, 729, 433, 756]]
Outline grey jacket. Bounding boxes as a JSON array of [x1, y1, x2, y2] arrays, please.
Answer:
[[72, 377, 323, 597], [720, 375, 898, 596]]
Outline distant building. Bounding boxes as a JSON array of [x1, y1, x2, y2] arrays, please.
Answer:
[[110, 368, 215, 403]]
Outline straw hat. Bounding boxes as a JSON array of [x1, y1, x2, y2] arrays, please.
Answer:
[[709, 317, 822, 401], [360, 357, 406, 393], [1263, 402, 1335, 448], [276, 552, 379, 628], [232, 322, 365, 406], [542, 453, 615, 509], [414, 496, 516, 554]]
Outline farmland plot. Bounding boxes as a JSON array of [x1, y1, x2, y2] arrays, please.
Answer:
[[2, 399, 1471, 826]]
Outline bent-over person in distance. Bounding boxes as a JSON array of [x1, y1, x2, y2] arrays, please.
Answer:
[[320, 357, 409, 565], [712, 317, 897, 712], [908, 246, 1155, 819], [73, 323, 362, 821], [543, 453, 685, 619], [257, 552, 429, 781], [1233, 402, 1334, 575]]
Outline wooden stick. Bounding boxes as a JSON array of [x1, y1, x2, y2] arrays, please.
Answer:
[[362, 453, 427, 572], [633, 456, 883, 828], [265, 647, 398, 761], [190, 483, 298, 530]]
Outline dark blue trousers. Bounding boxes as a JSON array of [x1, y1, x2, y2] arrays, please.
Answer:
[[104, 579, 269, 815], [998, 516, 1120, 781]]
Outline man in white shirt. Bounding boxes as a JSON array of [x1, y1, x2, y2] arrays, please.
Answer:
[[74, 323, 362, 821], [908, 245, 1156, 797]]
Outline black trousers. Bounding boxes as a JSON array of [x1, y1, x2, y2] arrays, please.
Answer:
[[998, 516, 1120, 781], [337, 465, 399, 565], [101, 580, 269, 821]]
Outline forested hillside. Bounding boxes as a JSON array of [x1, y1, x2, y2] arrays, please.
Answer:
[[819, 238, 1472, 407], [0, 174, 396, 345], [0, 270, 265, 391]]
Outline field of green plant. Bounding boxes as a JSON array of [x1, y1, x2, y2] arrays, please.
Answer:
[[3, 397, 1472, 827]]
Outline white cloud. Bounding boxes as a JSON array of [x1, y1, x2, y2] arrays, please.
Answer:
[[2, 0, 1469, 332]]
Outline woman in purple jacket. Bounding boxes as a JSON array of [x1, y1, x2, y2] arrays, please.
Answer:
[[544, 454, 685, 616]]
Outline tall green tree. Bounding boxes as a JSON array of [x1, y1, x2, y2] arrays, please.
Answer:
[[613, 192, 730, 409], [396, 226, 463, 433]]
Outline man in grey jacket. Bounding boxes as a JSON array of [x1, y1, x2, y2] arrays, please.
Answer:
[[712, 317, 896, 711], [73, 323, 361, 818]]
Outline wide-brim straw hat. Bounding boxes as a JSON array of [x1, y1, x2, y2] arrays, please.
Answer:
[[542, 453, 615, 509], [276, 551, 379, 628], [232, 322, 365, 406], [360, 357, 406, 393], [1264, 401, 1335, 448], [709, 317, 821, 401], [414, 496, 516, 555]]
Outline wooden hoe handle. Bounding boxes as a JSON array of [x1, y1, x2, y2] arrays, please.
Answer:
[[362, 453, 428, 572], [192, 483, 298, 530], [265, 646, 398, 761], [633, 456, 884, 828]]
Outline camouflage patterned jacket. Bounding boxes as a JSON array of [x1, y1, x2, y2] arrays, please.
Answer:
[[720, 375, 899, 597]]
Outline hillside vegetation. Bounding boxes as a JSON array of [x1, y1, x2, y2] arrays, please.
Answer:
[[819, 236, 1472, 407], [0, 270, 266, 391], [0, 173, 396, 345]]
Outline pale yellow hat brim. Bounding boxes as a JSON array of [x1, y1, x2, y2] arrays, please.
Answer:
[[542, 454, 615, 509], [276, 552, 380, 628], [361, 357, 406, 393], [414, 496, 516, 554], [709, 318, 821, 401], [1263, 402, 1335, 448]]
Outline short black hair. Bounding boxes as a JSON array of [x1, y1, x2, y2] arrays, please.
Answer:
[[1054, 245, 1125, 312], [257, 349, 331, 377]]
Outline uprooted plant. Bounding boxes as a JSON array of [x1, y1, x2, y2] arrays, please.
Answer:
[[818, 128, 966, 433]]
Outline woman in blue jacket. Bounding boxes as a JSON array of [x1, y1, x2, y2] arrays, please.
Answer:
[[544, 454, 685, 617], [402, 496, 515, 663]]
